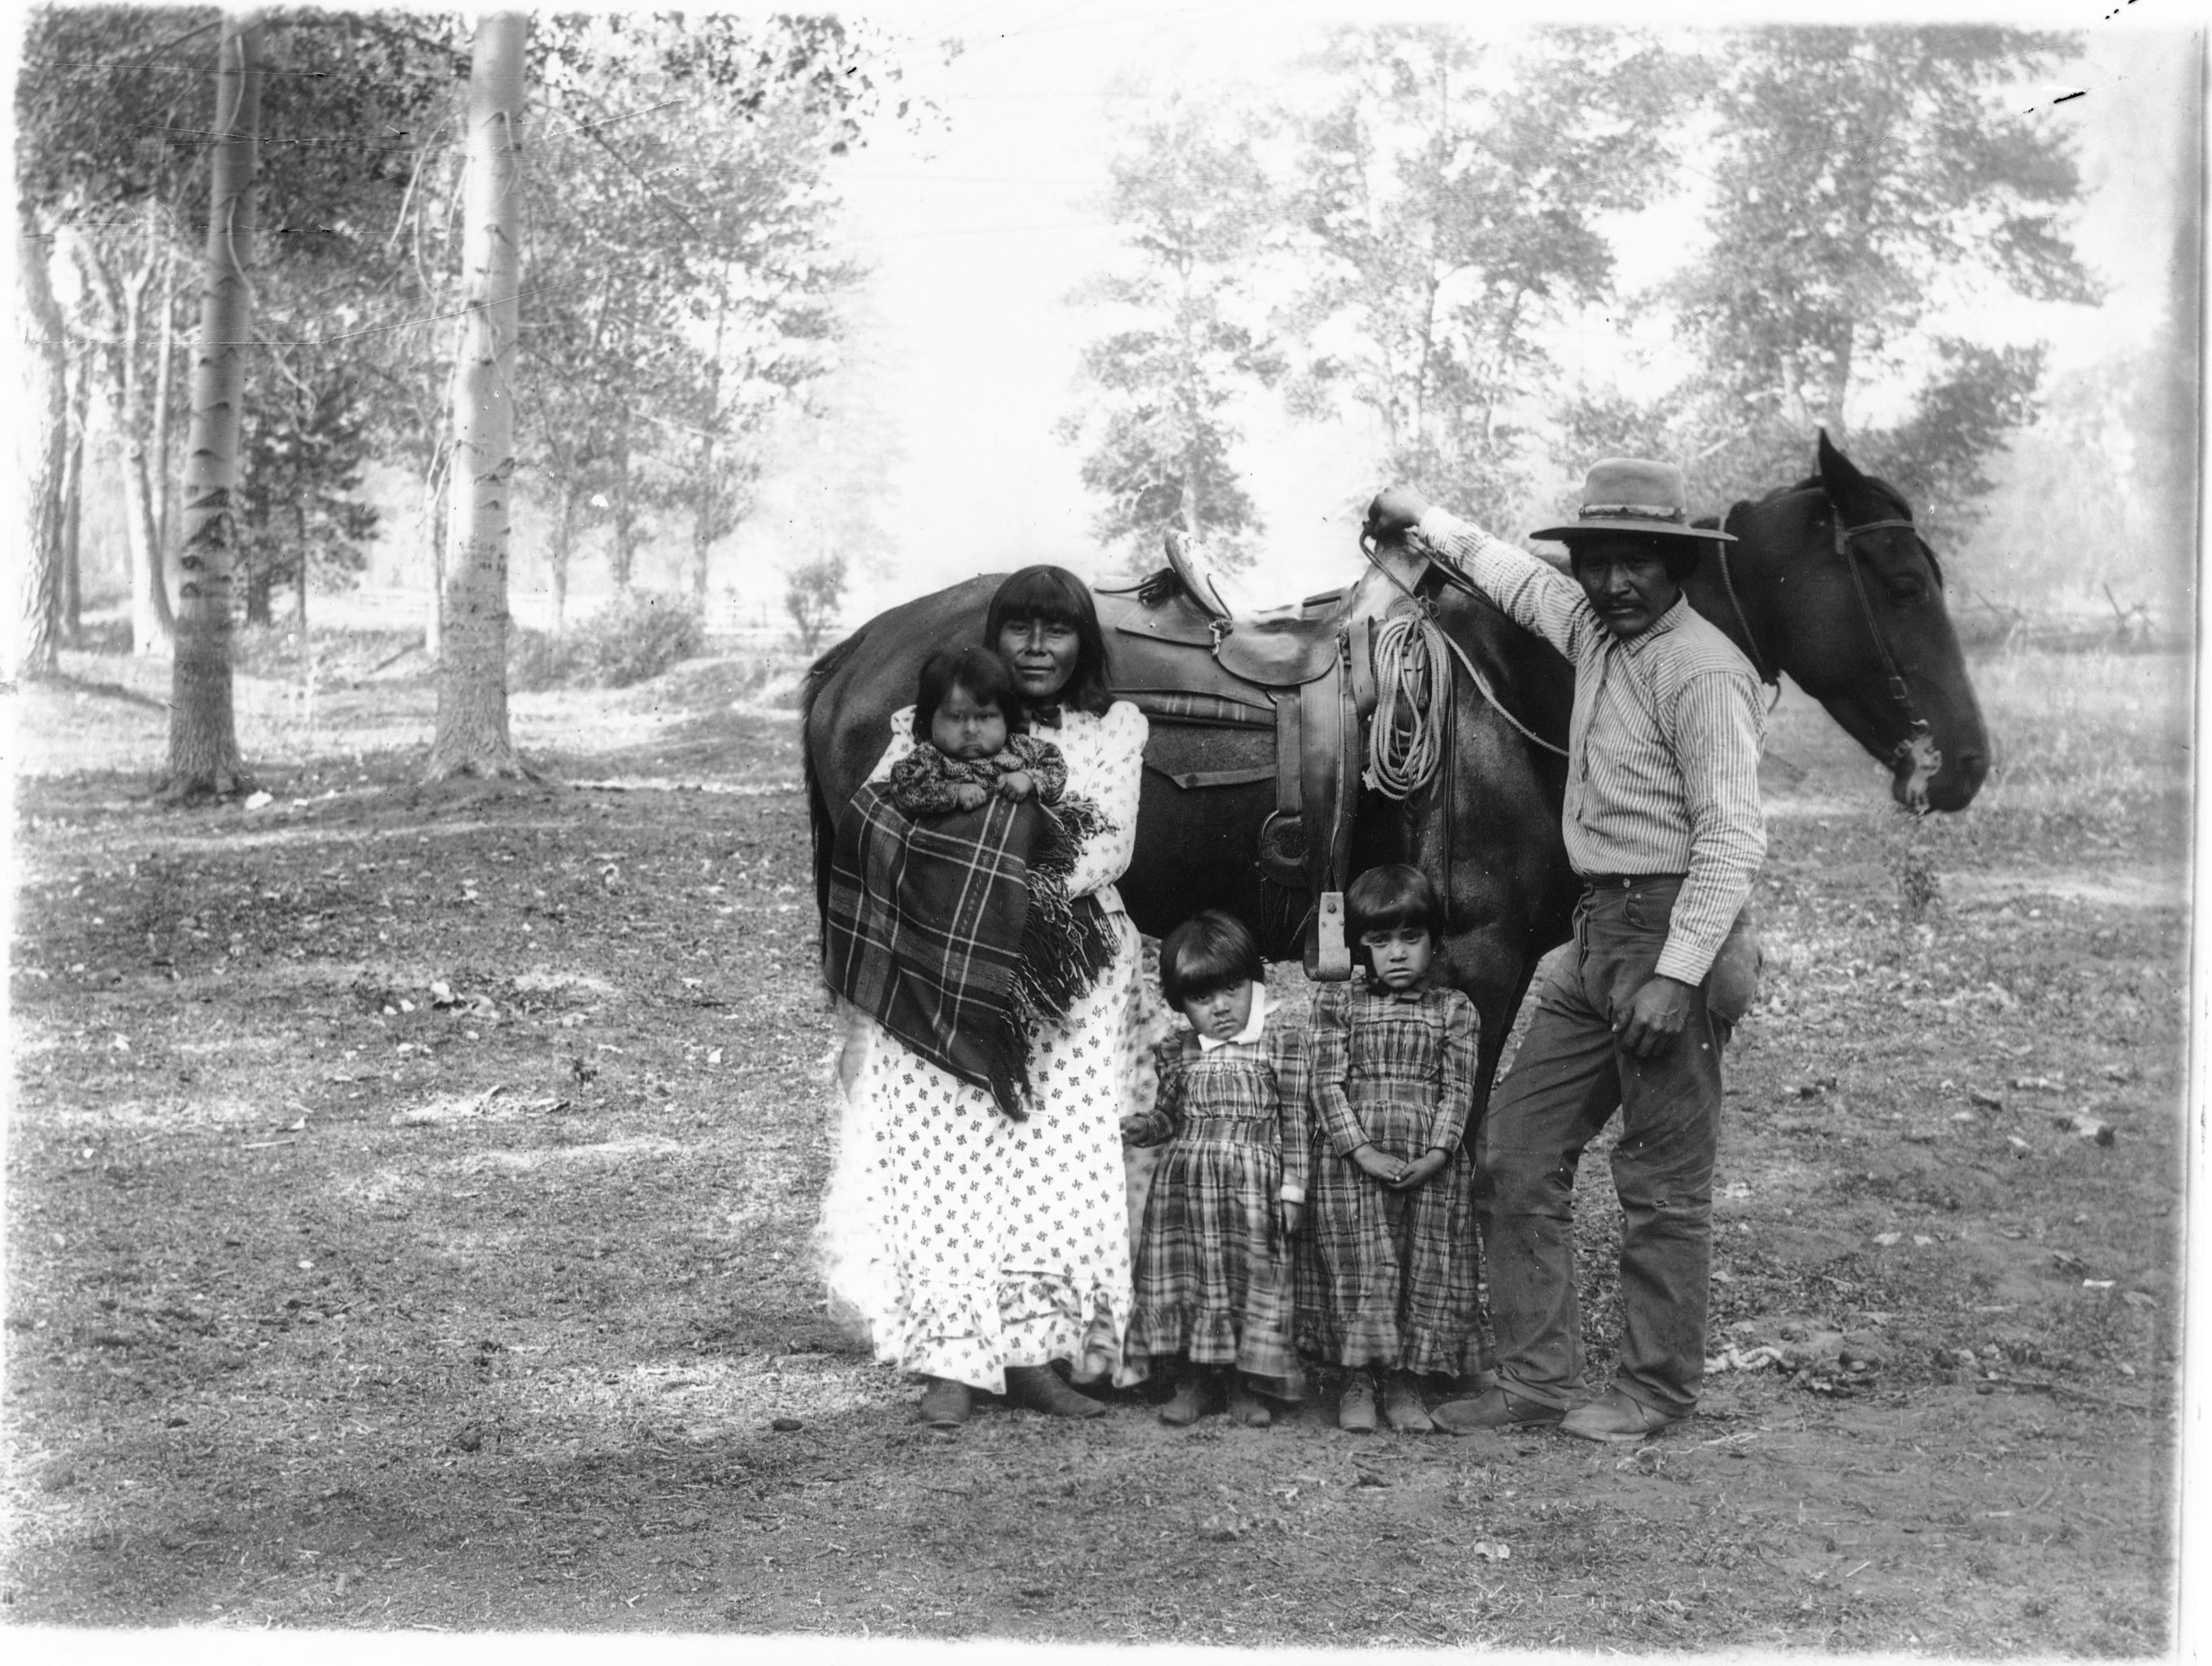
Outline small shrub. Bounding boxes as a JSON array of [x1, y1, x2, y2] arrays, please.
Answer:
[[511, 591, 704, 690], [508, 627, 581, 692]]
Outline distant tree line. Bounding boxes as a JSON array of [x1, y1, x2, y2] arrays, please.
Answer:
[[14, 6, 908, 792], [1062, 24, 2112, 570]]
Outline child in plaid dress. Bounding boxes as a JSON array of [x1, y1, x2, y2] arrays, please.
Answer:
[[1300, 865, 1482, 1434], [1121, 911, 1309, 1427]]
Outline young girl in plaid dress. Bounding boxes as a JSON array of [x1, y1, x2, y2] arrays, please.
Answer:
[[1300, 865, 1481, 1433], [1121, 911, 1309, 1427]]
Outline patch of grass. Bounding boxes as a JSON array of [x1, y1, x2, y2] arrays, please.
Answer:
[[2, 622, 2183, 1645], [1968, 645, 2190, 818], [231, 624, 426, 683]]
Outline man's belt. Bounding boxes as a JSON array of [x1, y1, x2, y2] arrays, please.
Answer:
[[1577, 870, 1687, 890]]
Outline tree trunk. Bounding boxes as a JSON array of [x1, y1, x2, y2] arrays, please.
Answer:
[[115, 244, 173, 655], [420, 433, 447, 655], [160, 12, 264, 802], [611, 414, 635, 592], [59, 353, 85, 643], [150, 246, 180, 567], [690, 433, 716, 604], [691, 282, 726, 605], [245, 565, 273, 626], [294, 499, 309, 634], [15, 209, 67, 683], [550, 475, 575, 634], [425, 11, 533, 783]]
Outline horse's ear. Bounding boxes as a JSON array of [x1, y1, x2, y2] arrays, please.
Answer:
[[1816, 428, 1869, 504]]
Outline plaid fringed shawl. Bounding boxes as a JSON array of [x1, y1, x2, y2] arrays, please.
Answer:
[[824, 786, 1118, 1119]]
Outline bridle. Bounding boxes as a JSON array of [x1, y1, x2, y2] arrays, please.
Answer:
[[1832, 510, 1939, 759], [1713, 495, 1940, 768]]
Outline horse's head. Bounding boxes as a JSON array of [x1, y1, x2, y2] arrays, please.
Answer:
[[1722, 433, 1989, 813]]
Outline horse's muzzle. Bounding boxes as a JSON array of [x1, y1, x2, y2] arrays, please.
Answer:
[[1890, 737, 1985, 814]]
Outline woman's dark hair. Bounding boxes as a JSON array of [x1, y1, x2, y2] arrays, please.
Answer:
[[983, 565, 1113, 717], [1159, 909, 1264, 1012], [911, 646, 1021, 745], [1346, 864, 1440, 947]]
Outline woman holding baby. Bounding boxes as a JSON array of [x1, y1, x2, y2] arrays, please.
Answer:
[[818, 566, 1152, 1429]]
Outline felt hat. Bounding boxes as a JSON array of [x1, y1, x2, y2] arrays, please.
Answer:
[[1530, 457, 1734, 544]]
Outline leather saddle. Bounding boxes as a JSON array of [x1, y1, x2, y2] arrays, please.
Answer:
[[1097, 538, 1428, 979]]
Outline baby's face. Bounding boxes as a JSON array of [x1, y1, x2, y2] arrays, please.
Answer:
[[931, 683, 1008, 761], [1180, 979, 1256, 1043]]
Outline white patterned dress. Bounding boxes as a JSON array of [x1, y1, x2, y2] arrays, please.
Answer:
[[817, 700, 1155, 1393]]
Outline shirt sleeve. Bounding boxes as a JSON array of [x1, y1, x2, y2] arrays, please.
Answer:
[[1414, 507, 1595, 663], [1656, 669, 1768, 983], [1308, 985, 1369, 1159], [1428, 992, 1483, 1153], [887, 746, 962, 816], [1011, 734, 1068, 804], [1060, 703, 1147, 900], [1124, 1038, 1184, 1147], [864, 708, 921, 785], [1268, 1008, 1313, 1203]]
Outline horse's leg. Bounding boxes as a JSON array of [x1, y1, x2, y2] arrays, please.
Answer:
[[1408, 712, 1576, 1125]]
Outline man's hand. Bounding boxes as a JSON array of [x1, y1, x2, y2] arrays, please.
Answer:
[[1389, 1148, 1452, 1192], [995, 769, 1035, 801], [1350, 1142, 1404, 1184], [1615, 975, 1694, 1059], [1280, 1198, 1304, 1240], [1364, 484, 1433, 547], [953, 783, 988, 810]]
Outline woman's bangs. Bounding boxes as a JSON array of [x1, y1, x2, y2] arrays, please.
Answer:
[[990, 567, 1086, 631]]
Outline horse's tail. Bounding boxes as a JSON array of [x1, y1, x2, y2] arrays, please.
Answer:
[[799, 625, 870, 941]]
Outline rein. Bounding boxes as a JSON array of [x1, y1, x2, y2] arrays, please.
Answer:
[[1713, 504, 1778, 691], [1713, 495, 1938, 761], [1833, 512, 1936, 754], [1360, 533, 1570, 761]]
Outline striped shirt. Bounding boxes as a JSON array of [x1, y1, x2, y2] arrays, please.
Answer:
[[1417, 508, 1766, 984]]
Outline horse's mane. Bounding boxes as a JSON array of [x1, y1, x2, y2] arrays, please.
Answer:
[[800, 626, 873, 938], [1762, 471, 1914, 520]]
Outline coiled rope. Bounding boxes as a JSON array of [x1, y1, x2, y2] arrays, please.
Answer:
[[1365, 609, 1449, 799], [1365, 601, 1570, 800]]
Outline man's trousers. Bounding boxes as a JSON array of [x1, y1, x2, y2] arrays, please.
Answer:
[[1476, 875, 1740, 1419]]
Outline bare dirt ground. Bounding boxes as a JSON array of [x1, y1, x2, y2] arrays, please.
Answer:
[[2, 637, 2185, 1649]]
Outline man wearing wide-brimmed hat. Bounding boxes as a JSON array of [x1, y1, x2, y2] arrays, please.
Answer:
[[1364, 460, 1766, 1445]]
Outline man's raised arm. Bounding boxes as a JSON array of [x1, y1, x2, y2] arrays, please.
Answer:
[[1364, 486, 1592, 662]]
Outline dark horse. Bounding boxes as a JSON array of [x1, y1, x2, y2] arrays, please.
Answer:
[[802, 434, 1988, 1116]]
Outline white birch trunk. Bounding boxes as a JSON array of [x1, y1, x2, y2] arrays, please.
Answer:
[[425, 11, 532, 780], [160, 11, 263, 800], [15, 209, 67, 683]]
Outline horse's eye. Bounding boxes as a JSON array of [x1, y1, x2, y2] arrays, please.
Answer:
[[1887, 578, 1925, 604]]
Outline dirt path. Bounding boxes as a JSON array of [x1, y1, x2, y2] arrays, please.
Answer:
[[2, 655, 2181, 1648]]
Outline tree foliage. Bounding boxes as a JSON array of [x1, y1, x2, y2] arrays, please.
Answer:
[[1577, 25, 2099, 539], [237, 355, 381, 624], [1059, 85, 1282, 569], [519, 14, 889, 607], [1281, 26, 1681, 528]]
